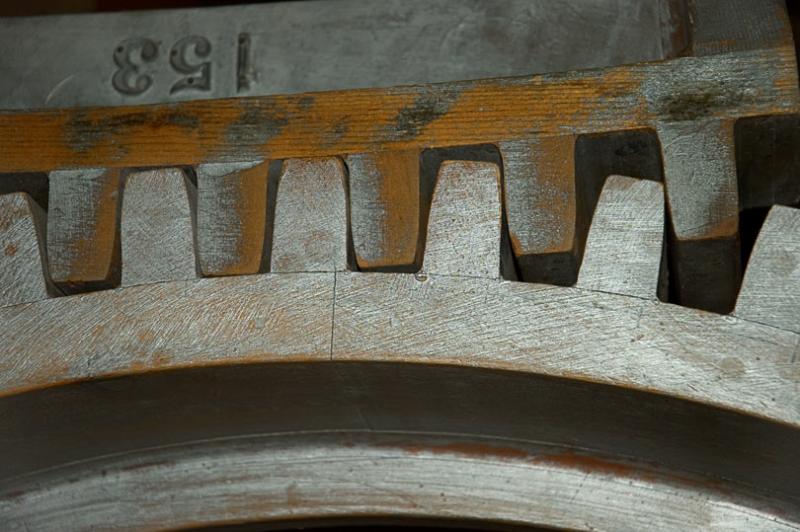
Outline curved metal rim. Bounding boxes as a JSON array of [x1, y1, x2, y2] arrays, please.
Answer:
[[1, 273, 799, 529], [6, 431, 798, 532], [2, 359, 799, 530], [1, 272, 797, 424]]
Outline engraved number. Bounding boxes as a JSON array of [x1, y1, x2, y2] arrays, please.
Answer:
[[112, 38, 158, 95], [169, 36, 212, 94]]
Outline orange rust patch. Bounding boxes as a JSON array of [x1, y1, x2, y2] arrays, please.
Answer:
[[4, 243, 17, 257], [533, 451, 640, 478]]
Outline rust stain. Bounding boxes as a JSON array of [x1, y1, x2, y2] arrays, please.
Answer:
[[500, 133, 577, 257], [297, 95, 315, 112], [508, 231, 524, 257], [285, 482, 300, 508], [3, 243, 17, 256], [533, 451, 640, 478], [382, 441, 741, 498], [224, 99, 290, 150], [90, 323, 105, 339], [319, 117, 350, 150], [531, 134, 576, 254]]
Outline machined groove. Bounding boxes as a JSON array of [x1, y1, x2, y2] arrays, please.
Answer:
[[3, 430, 799, 531]]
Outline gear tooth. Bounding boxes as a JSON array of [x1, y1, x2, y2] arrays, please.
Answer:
[[47, 168, 122, 292], [576, 175, 664, 299], [346, 149, 420, 271], [734, 205, 800, 333], [0, 192, 52, 306], [270, 157, 349, 273], [422, 160, 502, 279], [120, 168, 198, 287], [657, 119, 740, 313], [196, 160, 268, 277], [499, 135, 577, 284]]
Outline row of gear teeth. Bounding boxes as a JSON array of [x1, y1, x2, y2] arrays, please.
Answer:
[[0, 155, 797, 334]]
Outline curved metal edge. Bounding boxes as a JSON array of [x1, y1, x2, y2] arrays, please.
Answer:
[[0, 272, 797, 424], [1, 360, 799, 528], [2, 431, 798, 532]]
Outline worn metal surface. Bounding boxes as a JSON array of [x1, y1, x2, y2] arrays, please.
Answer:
[[120, 168, 197, 286], [270, 157, 349, 273], [0, 192, 52, 306], [196, 159, 269, 276], [657, 118, 740, 313], [3, 432, 798, 531], [46, 168, 122, 293], [734, 205, 800, 333], [0, 1, 799, 530], [0, 0, 675, 110], [499, 135, 577, 285], [346, 149, 420, 271], [576, 175, 664, 299], [421, 160, 502, 279]]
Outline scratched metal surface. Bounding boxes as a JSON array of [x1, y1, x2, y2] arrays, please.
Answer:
[[0, 160, 799, 529], [0, 0, 670, 110], [3, 432, 798, 531], [0, 1, 798, 529]]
